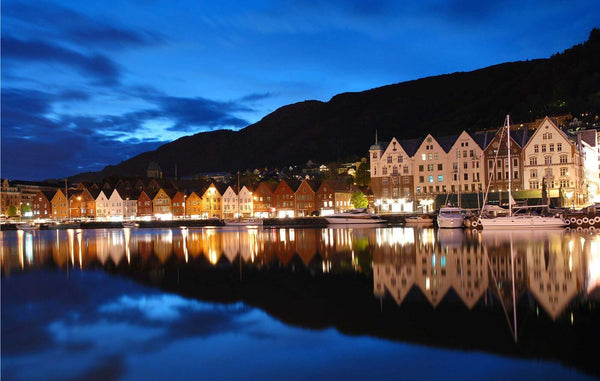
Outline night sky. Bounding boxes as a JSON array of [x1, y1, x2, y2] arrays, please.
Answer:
[[2, 0, 599, 181]]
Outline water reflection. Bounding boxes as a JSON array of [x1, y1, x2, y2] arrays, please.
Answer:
[[1, 227, 599, 322]]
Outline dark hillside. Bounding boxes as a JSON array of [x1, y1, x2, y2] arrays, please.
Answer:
[[72, 29, 600, 181]]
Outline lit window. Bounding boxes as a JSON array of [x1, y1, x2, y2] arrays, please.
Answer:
[[429, 175, 434, 183]]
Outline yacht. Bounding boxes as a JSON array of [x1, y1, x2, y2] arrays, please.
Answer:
[[325, 209, 384, 225], [437, 206, 464, 229], [478, 115, 567, 230]]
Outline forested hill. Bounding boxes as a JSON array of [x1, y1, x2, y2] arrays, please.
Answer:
[[73, 28, 600, 181]]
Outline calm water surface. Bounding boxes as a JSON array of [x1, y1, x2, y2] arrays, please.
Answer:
[[2, 226, 599, 380]]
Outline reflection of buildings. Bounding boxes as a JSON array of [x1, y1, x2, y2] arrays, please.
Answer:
[[1, 227, 597, 322], [374, 228, 488, 308]]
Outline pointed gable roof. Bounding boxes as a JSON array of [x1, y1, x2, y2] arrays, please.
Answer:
[[398, 137, 423, 157], [436, 134, 459, 153], [470, 130, 493, 150], [40, 189, 57, 201]]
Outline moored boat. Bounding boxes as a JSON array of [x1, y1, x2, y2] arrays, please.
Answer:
[[324, 209, 384, 225], [404, 215, 434, 227], [17, 222, 39, 231], [437, 206, 464, 229], [224, 218, 263, 226]]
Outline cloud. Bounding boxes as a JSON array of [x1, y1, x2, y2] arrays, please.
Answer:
[[3, 2, 163, 49], [0, 86, 255, 179], [2, 36, 121, 85]]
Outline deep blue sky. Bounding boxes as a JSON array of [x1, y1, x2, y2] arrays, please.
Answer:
[[2, 0, 599, 181]]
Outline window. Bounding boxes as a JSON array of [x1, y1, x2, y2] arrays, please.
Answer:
[[560, 180, 569, 188], [403, 177, 409, 184], [428, 153, 433, 160], [428, 175, 434, 183], [530, 181, 539, 189], [416, 186, 421, 195], [463, 150, 467, 158], [463, 162, 468, 170], [403, 165, 409, 174], [531, 169, 537, 178], [560, 155, 568, 164], [419, 176, 424, 183], [382, 167, 387, 175], [422, 154, 426, 161], [372, 152, 377, 159], [557, 143, 562, 152], [427, 164, 434, 171], [382, 178, 389, 185], [438, 175, 444, 182], [514, 171, 519, 179], [488, 160, 493, 169], [542, 145, 546, 153], [434, 153, 438, 160], [419, 165, 424, 172], [470, 150, 474, 157], [534, 145, 539, 153], [513, 158, 518, 167], [530, 156, 537, 165], [545, 156, 552, 165], [392, 166, 398, 175], [560, 167, 567, 176], [438, 164, 443, 171], [387, 156, 392, 163], [549, 144, 554, 152], [398, 155, 403, 163], [464, 173, 468, 181]]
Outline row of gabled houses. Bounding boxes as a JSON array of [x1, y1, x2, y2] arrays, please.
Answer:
[[29, 177, 362, 221], [370, 116, 600, 212]]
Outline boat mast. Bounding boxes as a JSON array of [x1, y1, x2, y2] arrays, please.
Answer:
[[457, 148, 461, 208], [507, 115, 512, 217]]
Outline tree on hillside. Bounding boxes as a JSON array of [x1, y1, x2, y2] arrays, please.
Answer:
[[351, 192, 368, 209], [355, 162, 370, 187]]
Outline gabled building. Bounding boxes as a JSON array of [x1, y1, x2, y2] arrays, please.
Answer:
[[483, 125, 530, 194], [137, 190, 154, 217], [446, 131, 487, 197], [185, 191, 203, 218], [172, 191, 187, 218], [69, 189, 96, 219], [201, 183, 225, 219], [32, 190, 56, 219], [273, 179, 300, 218], [315, 180, 356, 215], [95, 190, 111, 218], [238, 185, 254, 218], [222, 186, 239, 219], [106, 188, 125, 218], [523, 117, 584, 201], [1, 179, 21, 216], [413, 134, 456, 212], [153, 188, 176, 218], [252, 182, 276, 218], [295, 180, 317, 217], [51, 189, 69, 220], [370, 136, 419, 213]]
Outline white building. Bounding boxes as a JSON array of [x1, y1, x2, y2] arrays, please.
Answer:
[[95, 190, 110, 219], [238, 186, 254, 217], [222, 186, 238, 219]]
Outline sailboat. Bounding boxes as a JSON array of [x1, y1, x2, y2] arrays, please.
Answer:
[[477, 115, 567, 230]]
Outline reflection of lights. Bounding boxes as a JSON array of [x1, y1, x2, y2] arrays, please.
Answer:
[[425, 277, 430, 290], [68, 229, 75, 266], [124, 227, 131, 264], [77, 230, 83, 268], [588, 235, 600, 294], [181, 227, 189, 263], [17, 230, 24, 269]]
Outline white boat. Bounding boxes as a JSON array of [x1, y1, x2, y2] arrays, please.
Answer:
[[224, 218, 263, 226], [437, 206, 464, 229], [325, 209, 384, 224], [122, 221, 139, 228], [478, 115, 567, 230], [17, 222, 39, 231]]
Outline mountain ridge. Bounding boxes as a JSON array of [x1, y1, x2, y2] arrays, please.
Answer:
[[71, 28, 600, 182]]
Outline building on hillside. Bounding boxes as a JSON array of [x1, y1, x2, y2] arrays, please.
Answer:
[[69, 189, 96, 219], [147, 162, 163, 179]]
